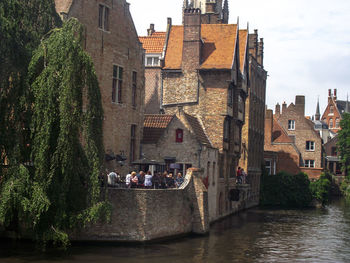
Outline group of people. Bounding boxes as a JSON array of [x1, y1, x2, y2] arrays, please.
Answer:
[[107, 170, 185, 189], [236, 167, 247, 184]]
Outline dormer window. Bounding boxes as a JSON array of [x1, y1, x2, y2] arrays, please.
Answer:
[[146, 56, 160, 67], [176, 129, 183, 143]]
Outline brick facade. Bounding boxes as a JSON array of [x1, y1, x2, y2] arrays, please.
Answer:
[[55, 0, 145, 174], [275, 96, 323, 169], [239, 30, 267, 206]]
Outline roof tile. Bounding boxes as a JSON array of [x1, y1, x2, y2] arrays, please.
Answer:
[[139, 32, 166, 54]]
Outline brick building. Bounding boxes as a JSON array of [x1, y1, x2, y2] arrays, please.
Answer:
[[321, 89, 350, 133], [265, 96, 323, 179], [55, 0, 145, 174], [142, 109, 219, 221], [238, 29, 267, 205], [139, 24, 167, 114], [324, 135, 343, 175]]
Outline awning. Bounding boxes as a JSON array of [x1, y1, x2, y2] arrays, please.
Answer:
[[132, 157, 165, 165]]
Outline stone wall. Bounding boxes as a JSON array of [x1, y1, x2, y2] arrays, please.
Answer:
[[71, 168, 209, 242]]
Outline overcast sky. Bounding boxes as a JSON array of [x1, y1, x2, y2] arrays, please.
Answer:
[[127, 0, 350, 117]]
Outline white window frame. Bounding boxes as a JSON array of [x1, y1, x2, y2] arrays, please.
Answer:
[[265, 160, 272, 175], [288, 120, 295, 130], [306, 141, 315, 151], [304, 160, 315, 168], [112, 65, 123, 104], [145, 55, 160, 67], [98, 4, 110, 32]]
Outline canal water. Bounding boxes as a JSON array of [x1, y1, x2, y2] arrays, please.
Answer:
[[1, 198, 350, 263]]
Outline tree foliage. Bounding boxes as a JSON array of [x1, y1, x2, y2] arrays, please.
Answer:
[[338, 113, 350, 175], [0, 13, 111, 247], [310, 171, 332, 206], [0, 0, 61, 165], [260, 171, 313, 207]]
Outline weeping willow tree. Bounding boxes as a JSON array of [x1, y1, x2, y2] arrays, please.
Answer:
[[0, 0, 61, 166], [0, 18, 111, 247]]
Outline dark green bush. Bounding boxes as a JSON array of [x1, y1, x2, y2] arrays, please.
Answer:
[[310, 171, 332, 206], [260, 171, 313, 207]]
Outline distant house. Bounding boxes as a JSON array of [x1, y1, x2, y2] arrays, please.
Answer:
[[264, 96, 323, 180], [321, 89, 350, 133], [55, 0, 145, 174], [141, 109, 219, 222], [324, 135, 343, 176]]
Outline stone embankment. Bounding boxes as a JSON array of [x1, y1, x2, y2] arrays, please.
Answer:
[[71, 168, 209, 242]]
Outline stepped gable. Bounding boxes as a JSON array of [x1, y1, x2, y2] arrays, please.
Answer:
[[183, 113, 211, 146], [164, 24, 238, 70], [143, 115, 174, 144], [139, 32, 166, 54]]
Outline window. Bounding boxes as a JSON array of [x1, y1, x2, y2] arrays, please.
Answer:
[[288, 120, 295, 130], [212, 162, 216, 185], [207, 162, 210, 186], [306, 141, 315, 151], [304, 160, 315, 168], [335, 118, 340, 128], [329, 118, 333, 128], [130, 125, 136, 162], [132, 71, 137, 108], [176, 129, 183, 143], [98, 4, 109, 31], [112, 65, 123, 103], [265, 160, 272, 175], [223, 118, 230, 142], [145, 56, 160, 66], [238, 95, 244, 113], [330, 106, 334, 114], [228, 84, 234, 107]]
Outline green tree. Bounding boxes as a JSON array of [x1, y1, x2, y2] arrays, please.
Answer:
[[0, 16, 111, 247], [338, 113, 350, 175], [0, 0, 61, 166]]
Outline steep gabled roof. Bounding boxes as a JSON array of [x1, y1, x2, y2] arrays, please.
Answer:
[[183, 113, 212, 146], [164, 24, 238, 70], [54, 0, 73, 14], [272, 118, 293, 143], [336, 100, 348, 117], [139, 32, 166, 54]]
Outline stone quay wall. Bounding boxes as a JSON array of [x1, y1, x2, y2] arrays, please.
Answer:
[[72, 168, 209, 242]]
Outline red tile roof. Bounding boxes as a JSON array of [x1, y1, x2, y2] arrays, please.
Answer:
[[143, 115, 174, 144], [139, 32, 166, 54], [144, 114, 174, 128], [164, 24, 238, 70]]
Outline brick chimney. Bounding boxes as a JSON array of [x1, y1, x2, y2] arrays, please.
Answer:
[[328, 89, 332, 103], [265, 109, 274, 145], [334, 89, 337, 101], [282, 101, 287, 114], [182, 8, 202, 70], [275, 103, 280, 116], [147, 24, 155, 36], [295, 95, 305, 116]]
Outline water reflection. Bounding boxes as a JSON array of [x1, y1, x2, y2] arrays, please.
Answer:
[[1, 198, 350, 263]]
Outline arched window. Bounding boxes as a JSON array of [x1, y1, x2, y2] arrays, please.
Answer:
[[330, 106, 334, 114], [336, 118, 340, 128], [176, 129, 183, 143], [329, 118, 333, 128]]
